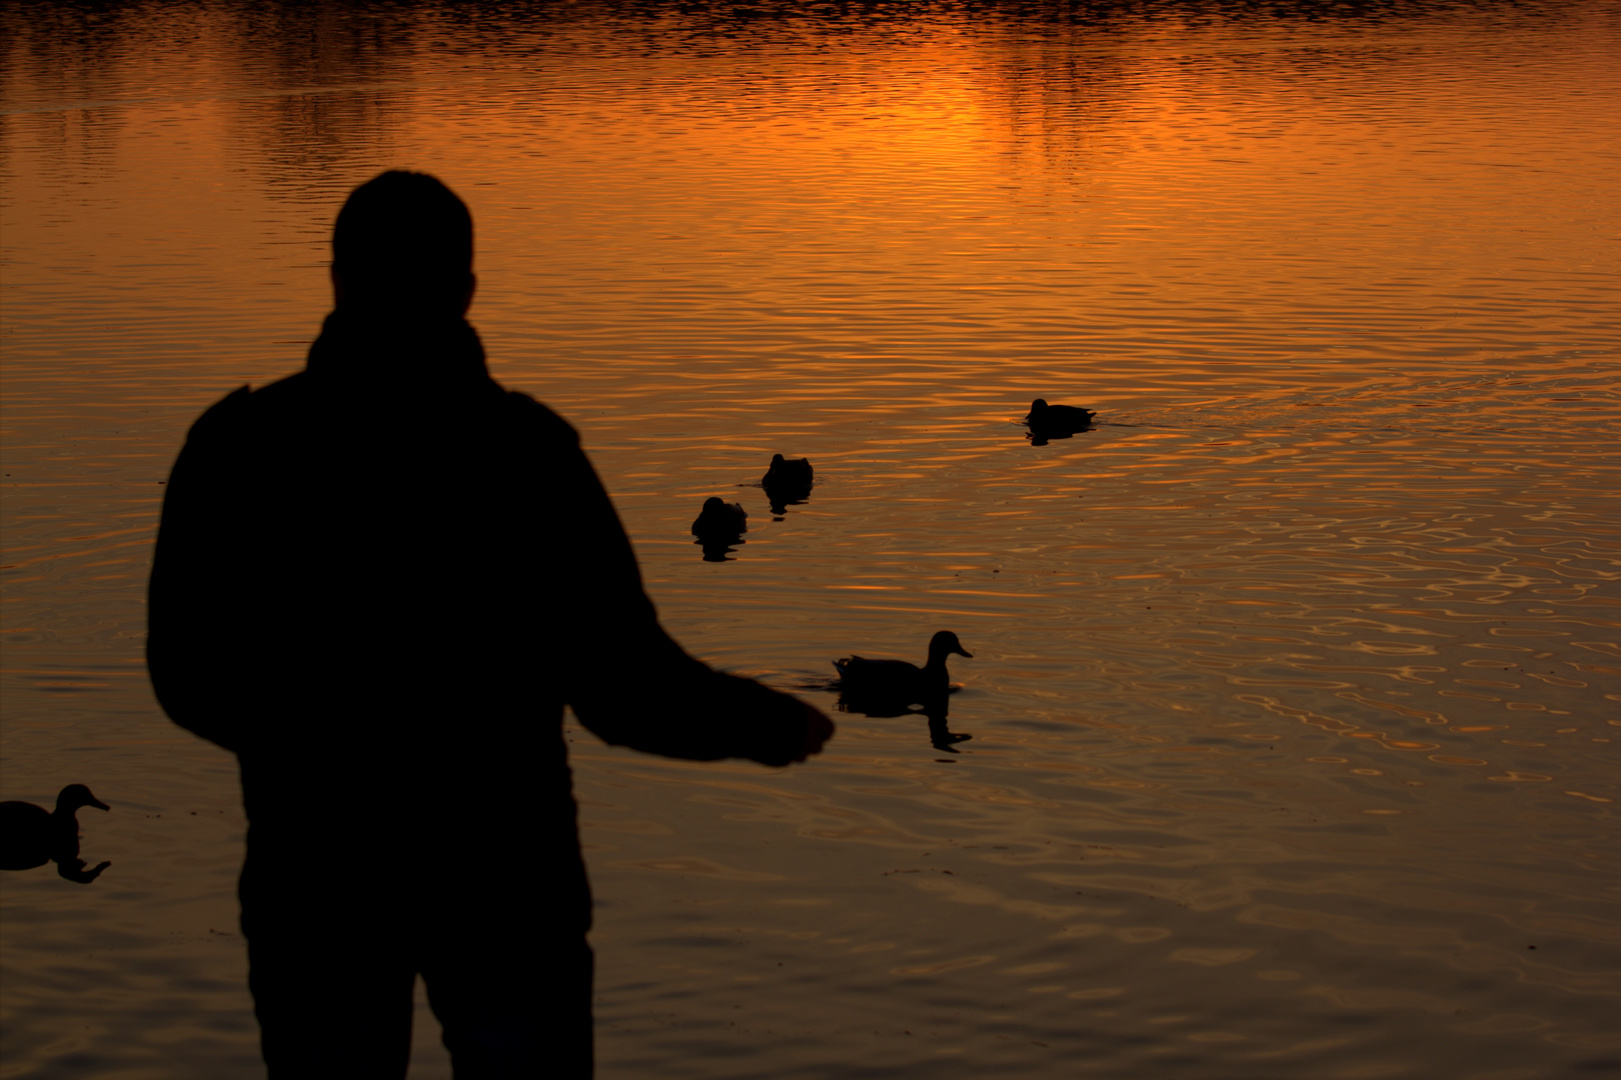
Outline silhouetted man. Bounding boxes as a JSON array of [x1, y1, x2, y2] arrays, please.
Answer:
[[148, 171, 833, 1078]]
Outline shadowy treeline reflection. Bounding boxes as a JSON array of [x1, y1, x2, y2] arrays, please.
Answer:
[[2, 0, 1579, 196], [4, 0, 1575, 99], [230, 3, 406, 199], [0, 0, 1573, 36]]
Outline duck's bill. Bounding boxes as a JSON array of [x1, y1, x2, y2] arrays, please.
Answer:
[[89, 798, 110, 811], [955, 648, 974, 658]]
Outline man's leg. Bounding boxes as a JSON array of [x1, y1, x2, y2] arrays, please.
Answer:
[[240, 852, 417, 1078], [422, 928, 594, 1078]]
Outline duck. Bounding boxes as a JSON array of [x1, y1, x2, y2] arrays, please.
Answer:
[[1, 784, 110, 879], [833, 630, 972, 707], [1025, 399, 1096, 433], [691, 497, 748, 539], [761, 454, 813, 507]]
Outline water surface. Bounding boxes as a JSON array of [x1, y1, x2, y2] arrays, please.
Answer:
[[2, 2, 1619, 1077]]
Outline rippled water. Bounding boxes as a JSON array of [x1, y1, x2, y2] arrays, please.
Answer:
[[3, 2, 1619, 1077]]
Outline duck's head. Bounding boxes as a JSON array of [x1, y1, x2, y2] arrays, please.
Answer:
[[928, 630, 973, 661], [56, 784, 109, 813], [702, 497, 726, 513], [770, 453, 786, 467], [1029, 399, 1049, 414]]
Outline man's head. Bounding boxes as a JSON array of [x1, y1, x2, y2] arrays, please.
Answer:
[[332, 171, 474, 318]]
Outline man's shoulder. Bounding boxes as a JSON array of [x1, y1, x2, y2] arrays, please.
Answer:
[[184, 372, 310, 445], [497, 388, 581, 449], [184, 375, 584, 453]]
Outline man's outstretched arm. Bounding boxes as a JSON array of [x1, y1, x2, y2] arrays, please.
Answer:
[[523, 397, 833, 766]]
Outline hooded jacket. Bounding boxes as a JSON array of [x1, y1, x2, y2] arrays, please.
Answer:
[[147, 311, 807, 931]]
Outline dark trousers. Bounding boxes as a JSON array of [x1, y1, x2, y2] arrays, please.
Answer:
[[240, 851, 593, 1078]]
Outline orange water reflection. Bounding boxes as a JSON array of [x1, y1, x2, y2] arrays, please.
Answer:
[[3, 3, 1620, 1078]]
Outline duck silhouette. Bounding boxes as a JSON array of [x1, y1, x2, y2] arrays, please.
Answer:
[[761, 454, 813, 513], [833, 630, 972, 709], [692, 497, 748, 562], [1024, 399, 1096, 444], [691, 497, 748, 539], [0, 784, 111, 884]]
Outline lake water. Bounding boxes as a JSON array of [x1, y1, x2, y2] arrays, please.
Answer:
[[2, 2, 1618, 1077]]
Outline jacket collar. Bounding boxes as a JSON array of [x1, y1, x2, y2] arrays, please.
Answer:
[[304, 308, 493, 389]]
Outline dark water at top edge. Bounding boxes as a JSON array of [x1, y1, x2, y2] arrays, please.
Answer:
[[3, 0, 1606, 98]]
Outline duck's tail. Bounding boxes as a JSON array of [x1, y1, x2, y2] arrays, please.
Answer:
[[834, 656, 872, 681]]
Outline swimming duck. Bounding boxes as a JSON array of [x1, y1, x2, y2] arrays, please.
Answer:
[[761, 454, 813, 508], [1025, 399, 1096, 433], [1, 784, 110, 881], [833, 630, 972, 707], [691, 497, 748, 540]]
